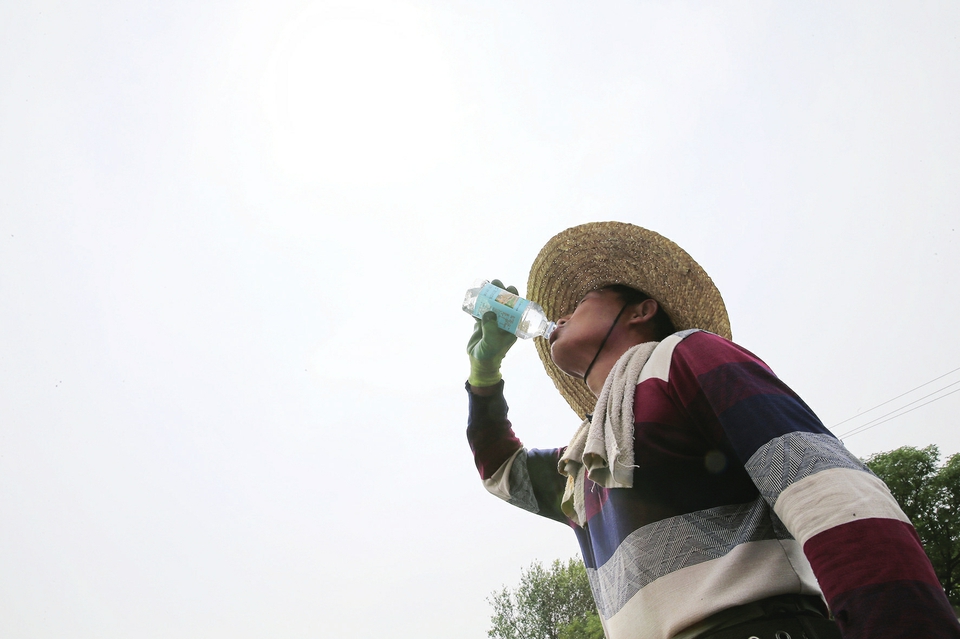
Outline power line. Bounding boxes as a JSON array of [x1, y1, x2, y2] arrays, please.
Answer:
[[837, 378, 960, 438], [839, 386, 960, 440], [831, 365, 960, 429]]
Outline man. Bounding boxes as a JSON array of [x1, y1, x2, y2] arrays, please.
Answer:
[[465, 222, 960, 639]]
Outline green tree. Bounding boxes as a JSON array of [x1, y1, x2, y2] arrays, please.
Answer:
[[558, 612, 605, 639], [865, 445, 960, 605], [488, 557, 604, 639]]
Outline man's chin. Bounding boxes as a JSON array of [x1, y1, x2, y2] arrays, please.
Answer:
[[549, 343, 562, 369], [550, 347, 581, 379]]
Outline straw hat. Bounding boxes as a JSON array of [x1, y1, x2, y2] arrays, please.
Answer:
[[527, 221, 731, 418]]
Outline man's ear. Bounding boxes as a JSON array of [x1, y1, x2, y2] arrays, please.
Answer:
[[626, 299, 659, 326]]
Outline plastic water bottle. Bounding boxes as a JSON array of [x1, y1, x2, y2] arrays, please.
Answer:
[[462, 280, 556, 340]]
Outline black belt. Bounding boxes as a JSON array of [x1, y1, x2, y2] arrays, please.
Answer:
[[697, 613, 841, 639], [695, 595, 841, 639]]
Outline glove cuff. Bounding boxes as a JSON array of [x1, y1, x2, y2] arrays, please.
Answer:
[[469, 356, 503, 387]]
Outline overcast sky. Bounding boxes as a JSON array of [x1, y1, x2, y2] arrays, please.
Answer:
[[2, 1, 959, 638]]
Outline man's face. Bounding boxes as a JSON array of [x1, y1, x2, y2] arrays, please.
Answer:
[[549, 288, 626, 378]]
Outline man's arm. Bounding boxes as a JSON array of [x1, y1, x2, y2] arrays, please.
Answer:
[[670, 331, 960, 639], [466, 380, 568, 524], [463, 282, 568, 523]]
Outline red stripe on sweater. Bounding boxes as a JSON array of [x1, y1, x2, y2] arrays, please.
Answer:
[[804, 517, 940, 602], [830, 580, 960, 638], [674, 332, 774, 379]]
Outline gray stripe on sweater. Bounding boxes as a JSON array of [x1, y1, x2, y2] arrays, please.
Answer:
[[745, 431, 868, 507], [586, 498, 790, 619], [507, 451, 540, 514]]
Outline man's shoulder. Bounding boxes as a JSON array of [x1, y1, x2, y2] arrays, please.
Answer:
[[667, 330, 772, 377], [637, 330, 739, 385], [668, 329, 746, 358]]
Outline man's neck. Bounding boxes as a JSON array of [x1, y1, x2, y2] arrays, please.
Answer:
[[585, 332, 660, 396]]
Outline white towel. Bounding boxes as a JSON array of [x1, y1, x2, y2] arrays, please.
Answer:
[[558, 341, 659, 526]]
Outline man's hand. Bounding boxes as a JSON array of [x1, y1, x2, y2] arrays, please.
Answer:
[[467, 279, 519, 388]]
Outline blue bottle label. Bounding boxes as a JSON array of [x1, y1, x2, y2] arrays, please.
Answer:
[[473, 283, 529, 335]]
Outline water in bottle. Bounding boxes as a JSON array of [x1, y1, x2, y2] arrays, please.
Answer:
[[462, 280, 556, 340]]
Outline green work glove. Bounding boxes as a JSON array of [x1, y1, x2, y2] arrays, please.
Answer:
[[467, 279, 519, 387]]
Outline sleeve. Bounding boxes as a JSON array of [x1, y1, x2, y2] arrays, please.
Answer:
[[465, 381, 569, 525], [668, 332, 960, 639]]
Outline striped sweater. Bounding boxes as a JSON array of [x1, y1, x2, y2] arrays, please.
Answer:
[[467, 330, 960, 639]]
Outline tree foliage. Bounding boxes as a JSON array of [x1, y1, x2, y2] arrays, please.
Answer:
[[865, 445, 960, 605], [558, 611, 605, 639], [488, 557, 604, 639]]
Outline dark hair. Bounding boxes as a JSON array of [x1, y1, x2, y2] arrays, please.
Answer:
[[604, 284, 676, 340]]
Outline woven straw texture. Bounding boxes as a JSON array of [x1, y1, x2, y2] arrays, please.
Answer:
[[527, 221, 731, 418]]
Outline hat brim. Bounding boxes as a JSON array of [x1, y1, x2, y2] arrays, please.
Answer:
[[526, 221, 731, 418]]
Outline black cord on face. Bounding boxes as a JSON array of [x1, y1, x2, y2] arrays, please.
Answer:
[[580, 303, 629, 386]]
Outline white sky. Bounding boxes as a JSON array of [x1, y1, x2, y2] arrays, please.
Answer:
[[2, 1, 959, 637]]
